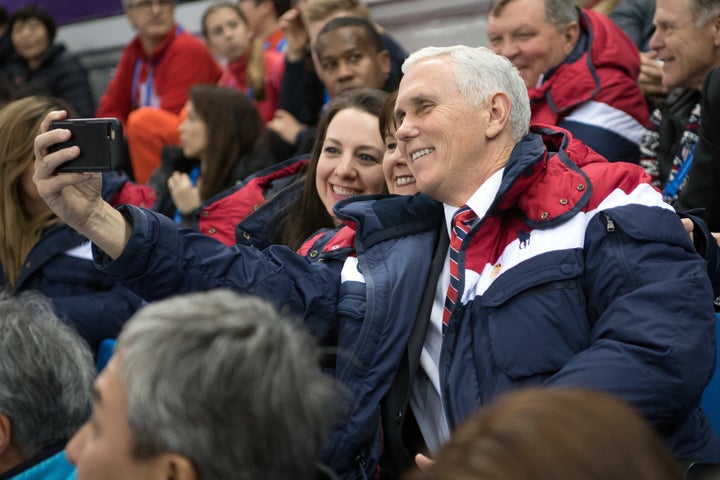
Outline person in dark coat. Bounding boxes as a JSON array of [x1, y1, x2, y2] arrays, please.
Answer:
[[4, 4, 95, 117]]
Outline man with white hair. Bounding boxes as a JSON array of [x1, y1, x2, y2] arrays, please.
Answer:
[[34, 45, 720, 479], [0, 291, 94, 480]]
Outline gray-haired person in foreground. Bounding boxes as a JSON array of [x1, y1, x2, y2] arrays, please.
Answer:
[[66, 290, 338, 480], [0, 290, 94, 479]]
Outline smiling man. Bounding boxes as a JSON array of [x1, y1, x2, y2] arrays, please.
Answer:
[[487, 0, 648, 163], [314, 16, 390, 98], [34, 45, 720, 479], [638, 0, 720, 219]]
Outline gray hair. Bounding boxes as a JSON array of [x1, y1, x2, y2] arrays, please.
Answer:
[[402, 45, 531, 142], [691, 0, 720, 26], [0, 290, 94, 458], [116, 290, 337, 480], [489, 0, 579, 32]]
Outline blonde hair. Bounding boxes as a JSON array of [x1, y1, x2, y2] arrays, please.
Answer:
[[0, 96, 72, 289], [201, 3, 268, 101]]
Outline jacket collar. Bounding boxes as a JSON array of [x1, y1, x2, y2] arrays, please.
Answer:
[[495, 125, 594, 228]]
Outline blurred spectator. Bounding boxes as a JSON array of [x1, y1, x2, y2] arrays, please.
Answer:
[[609, 0, 656, 50], [403, 388, 684, 480], [273, 0, 405, 151], [66, 290, 338, 480], [0, 290, 94, 480], [127, 2, 284, 186], [673, 67, 720, 231], [487, 0, 648, 163], [270, 16, 393, 155], [638, 0, 720, 210], [148, 85, 275, 225], [575, 0, 623, 14], [238, 0, 292, 51], [0, 6, 13, 68], [3, 4, 95, 117], [99, 0, 222, 184], [0, 96, 148, 350], [204, 3, 285, 123], [0, 77, 11, 110]]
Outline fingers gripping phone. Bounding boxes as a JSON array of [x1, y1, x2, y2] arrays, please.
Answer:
[[48, 118, 122, 172]]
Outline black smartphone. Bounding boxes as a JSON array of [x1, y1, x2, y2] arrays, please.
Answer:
[[48, 118, 122, 172]]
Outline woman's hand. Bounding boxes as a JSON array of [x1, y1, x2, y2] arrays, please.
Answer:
[[167, 171, 201, 214]]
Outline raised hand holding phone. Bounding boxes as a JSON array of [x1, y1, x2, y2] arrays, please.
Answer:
[[48, 117, 122, 172], [34, 111, 130, 260]]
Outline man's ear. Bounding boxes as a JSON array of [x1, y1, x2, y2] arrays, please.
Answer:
[[484, 91, 512, 139], [711, 14, 720, 47], [0, 413, 11, 457], [562, 21, 580, 55], [162, 453, 198, 480]]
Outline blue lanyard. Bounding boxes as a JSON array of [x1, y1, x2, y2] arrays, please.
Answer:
[[663, 147, 695, 199], [173, 165, 201, 224], [131, 25, 184, 109]]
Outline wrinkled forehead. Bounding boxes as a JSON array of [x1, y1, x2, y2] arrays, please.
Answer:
[[397, 56, 453, 99]]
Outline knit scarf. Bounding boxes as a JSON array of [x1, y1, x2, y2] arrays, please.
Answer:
[[639, 101, 701, 204]]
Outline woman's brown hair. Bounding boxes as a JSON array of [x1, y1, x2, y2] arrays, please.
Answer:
[[277, 87, 389, 251], [379, 90, 398, 139], [0, 96, 75, 289], [188, 84, 263, 202]]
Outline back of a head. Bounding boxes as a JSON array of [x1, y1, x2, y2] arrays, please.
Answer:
[[116, 290, 337, 480], [404, 388, 683, 480], [402, 45, 530, 142], [0, 291, 94, 461]]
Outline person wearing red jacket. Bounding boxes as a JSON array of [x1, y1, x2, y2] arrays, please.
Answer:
[[487, 0, 649, 164], [97, 0, 221, 184]]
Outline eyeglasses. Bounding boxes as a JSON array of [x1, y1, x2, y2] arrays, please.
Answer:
[[128, 0, 174, 11]]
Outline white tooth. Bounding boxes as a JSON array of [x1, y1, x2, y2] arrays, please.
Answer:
[[412, 148, 434, 161], [396, 176, 416, 186], [333, 185, 357, 196]]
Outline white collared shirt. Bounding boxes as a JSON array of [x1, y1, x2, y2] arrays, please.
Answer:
[[409, 168, 505, 453]]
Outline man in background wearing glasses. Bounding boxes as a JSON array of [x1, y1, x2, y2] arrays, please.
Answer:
[[96, 0, 221, 183]]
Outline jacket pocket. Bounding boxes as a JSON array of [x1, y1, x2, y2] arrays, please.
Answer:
[[481, 249, 590, 379]]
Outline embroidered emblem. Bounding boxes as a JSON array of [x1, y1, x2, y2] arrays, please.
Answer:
[[491, 264, 502, 279], [518, 229, 530, 249]]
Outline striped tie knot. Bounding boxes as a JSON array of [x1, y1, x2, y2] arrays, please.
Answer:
[[443, 205, 477, 335]]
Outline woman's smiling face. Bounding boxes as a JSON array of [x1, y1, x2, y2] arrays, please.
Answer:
[[315, 107, 387, 224]]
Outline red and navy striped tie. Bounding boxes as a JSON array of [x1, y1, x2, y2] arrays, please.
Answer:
[[443, 205, 477, 335]]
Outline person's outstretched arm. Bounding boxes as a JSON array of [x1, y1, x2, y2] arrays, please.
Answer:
[[33, 110, 131, 260]]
